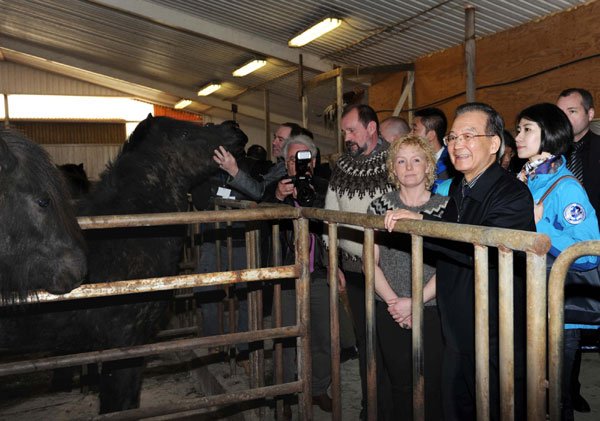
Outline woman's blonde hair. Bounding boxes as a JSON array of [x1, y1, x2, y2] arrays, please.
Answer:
[[386, 133, 437, 190]]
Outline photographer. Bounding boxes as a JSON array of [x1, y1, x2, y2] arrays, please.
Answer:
[[267, 134, 332, 416]]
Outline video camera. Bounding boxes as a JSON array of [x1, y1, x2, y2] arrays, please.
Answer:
[[293, 150, 315, 207]]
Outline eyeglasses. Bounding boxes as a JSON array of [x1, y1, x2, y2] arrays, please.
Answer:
[[443, 133, 495, 146]]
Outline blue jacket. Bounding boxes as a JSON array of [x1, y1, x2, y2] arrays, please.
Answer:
[[527, 157, 600, 270]]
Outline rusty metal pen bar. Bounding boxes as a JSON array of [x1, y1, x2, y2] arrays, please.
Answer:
[[548, 240, 600, 421], [2, 205, 555, 421], [302, 207, 551, 421]]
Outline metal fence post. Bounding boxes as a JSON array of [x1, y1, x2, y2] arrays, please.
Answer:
[[526, 252, 547, 420], [498, 248, 515, 421], [296, 217, 313, 420], [474, 244, 490, 421], [411, 235, 424, 421], [364, 228, 377, 420], [329, 223, 342, 421]]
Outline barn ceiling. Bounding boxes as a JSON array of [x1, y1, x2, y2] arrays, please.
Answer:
[[0, 0, 588, 139]]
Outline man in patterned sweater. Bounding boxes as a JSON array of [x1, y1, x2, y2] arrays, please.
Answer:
[[324, 104, 394, 418]]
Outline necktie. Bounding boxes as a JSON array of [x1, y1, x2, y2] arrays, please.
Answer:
[[567, 141, 584, 183]]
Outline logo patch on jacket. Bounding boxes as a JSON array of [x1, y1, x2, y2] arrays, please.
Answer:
[[564, 203, 586, 224]]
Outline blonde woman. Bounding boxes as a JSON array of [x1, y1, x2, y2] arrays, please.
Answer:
[[367, 134, 448, 420]]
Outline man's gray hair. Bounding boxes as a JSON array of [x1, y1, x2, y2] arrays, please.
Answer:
[[282, 134, 317, 160]]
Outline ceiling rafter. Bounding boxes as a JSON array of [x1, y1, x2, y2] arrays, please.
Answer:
[[0, 37, 332, 138], [90, 0, 334, 73]]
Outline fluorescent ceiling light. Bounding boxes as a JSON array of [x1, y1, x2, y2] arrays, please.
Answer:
[[233, 59, 267, 77], [174, 99, 192, 109], [3, 95, 153, 120], [288, 17, 342, 47], [197, 82, 222, 96]]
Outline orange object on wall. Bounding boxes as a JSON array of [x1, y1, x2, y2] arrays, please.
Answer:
[[153, 105, 203, 123]]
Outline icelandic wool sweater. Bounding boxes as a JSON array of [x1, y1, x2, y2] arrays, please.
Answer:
[[324, 138, 394, 272], [368, 191, 449, 304]]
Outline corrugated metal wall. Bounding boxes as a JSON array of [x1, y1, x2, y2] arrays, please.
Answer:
[[0, 62, 125, 96], [42, 144, 122, 181]]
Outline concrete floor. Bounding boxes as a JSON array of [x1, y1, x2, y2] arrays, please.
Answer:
[[575, 352, 600, 421]]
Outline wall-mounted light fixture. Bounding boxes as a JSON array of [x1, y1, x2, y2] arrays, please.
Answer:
[[288, 17, 342, 47], [174, 99, 192, 109], [197, 82, 222, 96], [233, 59, 267, 77]]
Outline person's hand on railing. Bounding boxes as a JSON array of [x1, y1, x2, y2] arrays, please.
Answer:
[[213, 146, 239, 177], [384, 208, 423, 232], [386, 296, 412, 324]]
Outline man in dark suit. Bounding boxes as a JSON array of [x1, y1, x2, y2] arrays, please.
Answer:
[[386, 103, 535, 420], [557, 88, 600, 221]]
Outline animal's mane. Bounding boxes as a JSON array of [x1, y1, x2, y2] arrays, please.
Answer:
[[79, 116, 247, 217]]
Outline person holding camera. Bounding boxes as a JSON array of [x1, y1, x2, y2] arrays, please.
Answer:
[[266, 134, 332, 416]]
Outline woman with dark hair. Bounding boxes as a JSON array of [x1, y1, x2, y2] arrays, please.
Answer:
[[515, 102, 600, 421]]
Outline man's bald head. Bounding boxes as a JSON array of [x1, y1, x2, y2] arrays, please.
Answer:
[[380, 117, 410, 143]]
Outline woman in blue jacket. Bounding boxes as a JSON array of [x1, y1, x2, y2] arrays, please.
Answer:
[[515, 102, 600, 421]]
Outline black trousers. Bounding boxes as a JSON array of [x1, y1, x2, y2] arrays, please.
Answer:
[[376, 301, 444, 421], [344, 270, 394, 415]]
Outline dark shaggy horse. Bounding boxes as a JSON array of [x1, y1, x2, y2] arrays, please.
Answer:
[[58, 163, 91, 198], [0, 129, 86, 301], [0, 116, 247, 414]]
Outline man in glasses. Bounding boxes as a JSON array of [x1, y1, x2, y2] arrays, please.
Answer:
[[214, 122, 312, 201], [435, 103, 534, 421], [387, 103, 535, 421]]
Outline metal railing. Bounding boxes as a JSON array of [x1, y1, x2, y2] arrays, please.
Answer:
[[3, 203, 581, 421], [548, 240, 600, 421], [300, 207, 552, 421], [0, 206, 313, 421]]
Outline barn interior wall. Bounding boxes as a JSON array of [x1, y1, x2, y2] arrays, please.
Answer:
[[370, 1, 600, 134]]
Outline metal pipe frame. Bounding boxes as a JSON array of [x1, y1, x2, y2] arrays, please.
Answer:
[[301, 208, 550, 255], [363, 228, 377, 420], [548, 240, 600, 421], [272, 221, 285, 421], [526, 252, 547, 420], [411, 235, 425, 421], [2, 206, 554, 421], [77, 381, 304, 421], [295, 217, 313, 420], [0, 326, 301, 377], [3, 266, 297, 305], [474, 245, 490, 421], [498, 248, 515, 421], [329, 223, 342, 421]]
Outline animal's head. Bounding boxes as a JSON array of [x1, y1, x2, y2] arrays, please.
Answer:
[[0, 130, 87, 302], [121, 116, 248, 184], [58, 163, 90, 197]]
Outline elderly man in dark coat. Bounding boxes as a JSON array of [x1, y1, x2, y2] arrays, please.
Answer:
[[386, 102, 535, 421]]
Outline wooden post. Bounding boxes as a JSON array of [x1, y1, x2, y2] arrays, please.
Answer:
[[465, 6, 476, 103], [3, 94, 9, 128], [336, 72, 344, 153], [264, 89, 271, 161]]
